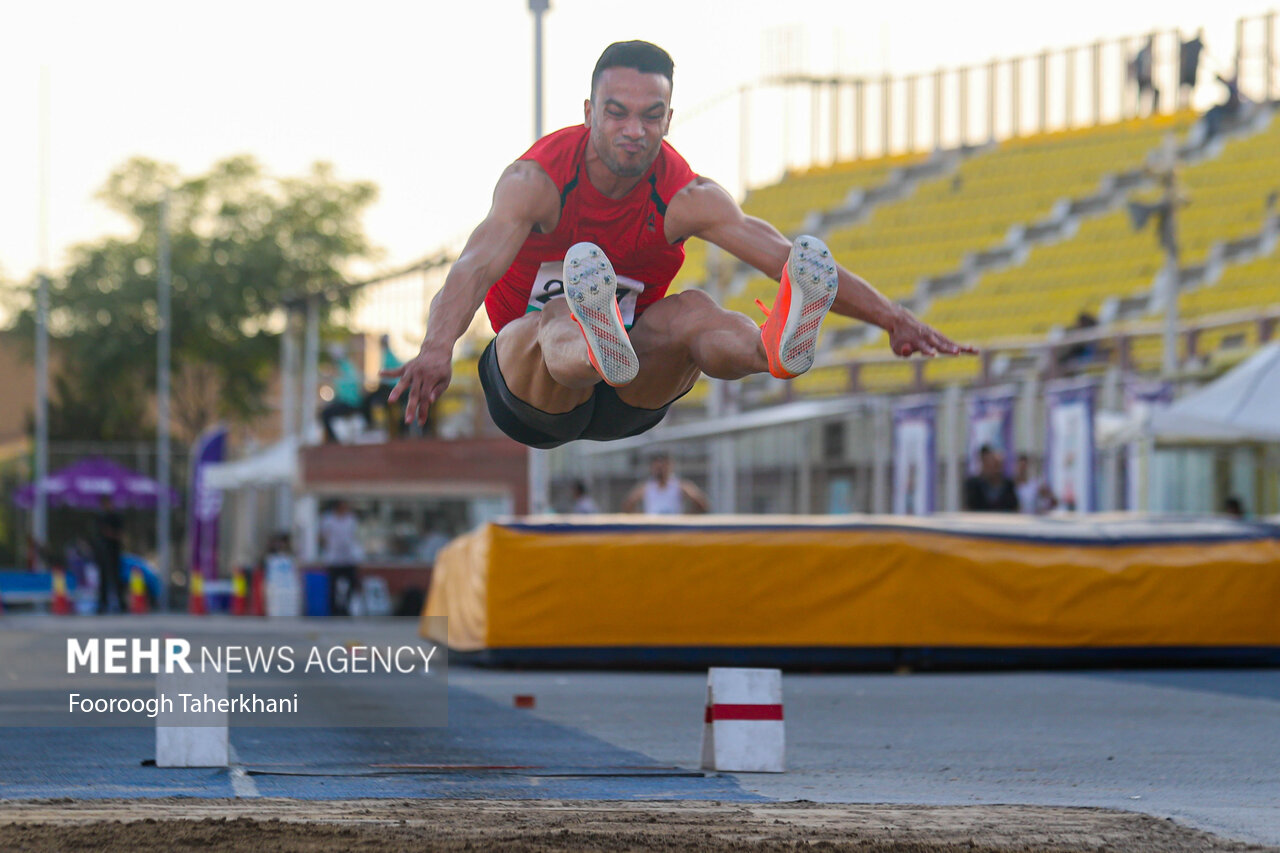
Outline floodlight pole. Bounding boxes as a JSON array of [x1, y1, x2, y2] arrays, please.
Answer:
[[157, 192, 172, 602], [33, 68, 50, 568], [530, 0, 549, 139], [527, 0, 551, 514]]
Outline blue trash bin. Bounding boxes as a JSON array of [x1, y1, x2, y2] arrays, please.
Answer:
[[304, 570, 330, 618]]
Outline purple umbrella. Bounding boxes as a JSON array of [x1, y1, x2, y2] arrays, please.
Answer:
[[13, 456, 181, 510]]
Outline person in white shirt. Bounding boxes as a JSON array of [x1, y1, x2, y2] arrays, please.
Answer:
[[622, 453, 709, 515], [1014, 453, 1058, 515], [319, 499, 363, 616], [570, 480, 600, 514]]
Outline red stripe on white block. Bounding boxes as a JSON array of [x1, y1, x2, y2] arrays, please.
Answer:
[[705, 703, 784, 723]]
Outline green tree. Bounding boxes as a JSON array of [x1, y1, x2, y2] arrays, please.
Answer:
[[9, 156, 378, 442]]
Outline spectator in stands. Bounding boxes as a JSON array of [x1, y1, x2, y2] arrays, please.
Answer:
[[623, 453, 709, 515], [570, 479, 600, 514], [1222, 496, 1246, 519], [964, 445, 1019, 513], [92, 496, 127, 614], [1014, 453, 1057, 515], [1178, 30, 1205, 108], [1130, 36, 1160, 116], [362, 335, 406, 437], [319, 499, 363, 616], [1059, 312, 1100, 367], [1199, 73, 1247, 146], [320, 344, 366, 444]]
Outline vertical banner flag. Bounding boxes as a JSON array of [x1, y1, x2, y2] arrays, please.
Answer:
[[966, 385, 1018, 475], [1045, 379, 1097, 513], [892, 395, 938, 516], [188, 425, 228, 581], [1122, 378, 1174, 510]]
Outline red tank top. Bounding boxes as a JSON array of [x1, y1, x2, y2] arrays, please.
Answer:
[[484, 125, 697, 332]]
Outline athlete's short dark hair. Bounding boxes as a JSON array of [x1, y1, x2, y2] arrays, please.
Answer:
[[591, 41, 674, 97]]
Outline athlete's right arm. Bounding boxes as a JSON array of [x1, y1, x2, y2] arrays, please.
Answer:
[[386, 162, 561, 424]]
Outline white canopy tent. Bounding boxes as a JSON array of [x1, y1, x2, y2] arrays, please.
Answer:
[[203, 438, 300, 490], [202, 438, 302, 566], [1149, 344, 1280, 444]]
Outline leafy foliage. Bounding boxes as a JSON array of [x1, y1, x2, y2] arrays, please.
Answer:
[[9, 156, 378, 441]]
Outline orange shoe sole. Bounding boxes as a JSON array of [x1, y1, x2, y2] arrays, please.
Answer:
[[759, 235, 838, 379]]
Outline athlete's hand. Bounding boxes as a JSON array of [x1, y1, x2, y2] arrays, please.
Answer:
[[384, 345, 453, 425], [887, 308, 977, 358]]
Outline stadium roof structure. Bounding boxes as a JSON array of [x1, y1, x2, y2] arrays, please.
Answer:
[[1150, 343, 1280, 444]]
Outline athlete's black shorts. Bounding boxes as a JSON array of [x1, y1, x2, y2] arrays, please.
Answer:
[[478, 339, 675, 449]]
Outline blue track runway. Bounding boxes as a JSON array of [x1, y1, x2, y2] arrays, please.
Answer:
[[0, 684, 757, 802]]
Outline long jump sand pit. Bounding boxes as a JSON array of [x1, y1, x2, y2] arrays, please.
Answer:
[[1, 799, 1273, 852]]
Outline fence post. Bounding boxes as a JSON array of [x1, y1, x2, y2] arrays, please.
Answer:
[[1266, 12, 1276, 103], [1091, 40, 1103, 125], [933, 68, 944, 150], [881, 73, 892, 155], [830, 80, 840, 163], [906, 75, 918, 151], [1038, 50, 1049, 133], [987, 59, 999, 142], [855, 79, 865, 161], [1235, 17, 1245, 95], [1065, 46, 1077, 127], [1011, 56, 1022, 137]]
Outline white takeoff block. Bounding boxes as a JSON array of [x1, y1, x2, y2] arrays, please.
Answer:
[[155, 669, 229, 768], [700, 667, 784, 773]]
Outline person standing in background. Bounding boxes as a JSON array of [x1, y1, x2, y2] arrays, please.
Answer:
[[1014, 453, 1057, 515], [321, 344, 366, 444], [319, 499, 362, 616], [622, 453, 709, 515], [964, 445, 1019, 513], [92, 496, 127, 614], [1131, 35, 1160, 116], [1178, 29, 1205, 109], [570, 480, 600, 514], [363, 335, 408, 436]]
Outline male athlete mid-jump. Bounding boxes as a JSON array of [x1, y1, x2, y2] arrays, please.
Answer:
[[388, 40, 974, 448]]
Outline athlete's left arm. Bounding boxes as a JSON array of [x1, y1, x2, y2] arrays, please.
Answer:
[[665, 177, 976, 357]]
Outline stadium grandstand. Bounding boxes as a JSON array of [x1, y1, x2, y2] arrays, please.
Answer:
[[540, 16, 1280, 521]]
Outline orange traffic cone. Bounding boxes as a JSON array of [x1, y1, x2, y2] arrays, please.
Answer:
[[188, 572, 207, 615], [230, 568, 247, 616], [51, 569, 74, 615], [129, 567, 149, 615]]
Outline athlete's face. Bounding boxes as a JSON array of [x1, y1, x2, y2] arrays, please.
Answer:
[[585, 68, 673, 178]]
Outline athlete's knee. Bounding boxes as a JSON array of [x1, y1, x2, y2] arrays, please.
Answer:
[[671, 288, 718, 315]]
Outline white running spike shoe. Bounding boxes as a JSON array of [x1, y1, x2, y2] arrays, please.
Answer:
[[562, 242, 639, 387]]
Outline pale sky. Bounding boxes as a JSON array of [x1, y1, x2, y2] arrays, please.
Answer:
[[0, 0, 1268, 312]]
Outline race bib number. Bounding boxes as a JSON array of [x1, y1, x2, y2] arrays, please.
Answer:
[[525, 261, 645, 328]]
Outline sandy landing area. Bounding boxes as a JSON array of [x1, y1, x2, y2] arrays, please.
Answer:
[[1, 799, 1275, 852]]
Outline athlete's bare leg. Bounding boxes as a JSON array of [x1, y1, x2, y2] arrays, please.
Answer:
[[615, 289, 768, 409], [493, 303, 596, 414]]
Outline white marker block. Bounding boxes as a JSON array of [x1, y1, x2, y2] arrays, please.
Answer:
[[700, 667, 784, 773], [155, 669, 229, 768]]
